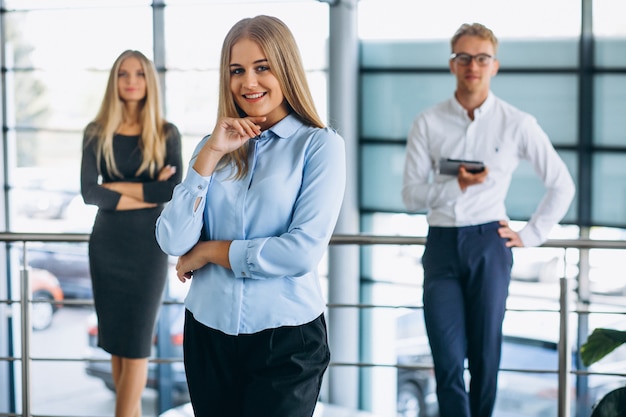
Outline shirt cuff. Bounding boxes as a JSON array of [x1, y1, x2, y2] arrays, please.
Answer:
[[182, 167, 212, 195], [518, 226, 542, 248], [229, 239, 252, 278]]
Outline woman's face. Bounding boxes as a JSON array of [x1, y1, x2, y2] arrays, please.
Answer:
[[229, 38, 289, 130], [117, 56, 147, 103]]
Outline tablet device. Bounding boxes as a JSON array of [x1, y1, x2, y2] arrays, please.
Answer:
[[439, 158, 485, 176]]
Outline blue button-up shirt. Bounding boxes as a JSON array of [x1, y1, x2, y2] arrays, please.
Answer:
[[156, 114, 346, 335]]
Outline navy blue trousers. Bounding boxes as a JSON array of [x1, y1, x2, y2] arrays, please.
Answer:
[[422, 221, 513, 417], [183, 310, 330, 417]]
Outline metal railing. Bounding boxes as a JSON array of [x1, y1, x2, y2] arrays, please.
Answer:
[[1, 232, 626, 417]]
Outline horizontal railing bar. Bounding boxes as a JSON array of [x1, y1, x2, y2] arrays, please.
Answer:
[[0, 299, 181, 307], [329, 362, 626, 376], [0, 233, 89, 243], [5, 354, 623, 378], [1, 232, 626, 250], [0, 356, 183, 364], [330, 234, 626, 249], [3, 298, 624, 316]]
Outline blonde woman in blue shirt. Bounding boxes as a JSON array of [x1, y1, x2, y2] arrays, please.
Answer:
[[156, 15, 346, 417]]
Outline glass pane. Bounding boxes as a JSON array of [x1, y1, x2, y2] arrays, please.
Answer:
[[358, 0, 580, 40], [5, 9, 152, 70], [360, 212, 427, 285], [588, 227, 626, 296], [594, 0, 626, 37], [592, 153, 626, 227], [361, 40, 450, 69], [506, 151, 578, 223], [13, 130, 82, 169], [10, 166, 96, 234], [12, 70, 107, 130], [361, 39, 578, 69], [497, 39, 578, 69], [361, 73, 577, 146], [165, 70, 220, 136], [361, 74, 454, 140], [166, 0, 308, 3], [591, 0, 625, 68], [9, 128, 91, 234], [5, 0, 148, 9], [492, 74, 578, 146], [595, 39, 626, 68], [360, 144, 406, 212], [164, 2, 328, 70], [594, 75, 626, 147]]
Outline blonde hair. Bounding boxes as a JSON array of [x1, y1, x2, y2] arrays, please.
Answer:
[[451, 23, 499, 54], [217, 15, 324, 178], [87, 49, 168, 178]]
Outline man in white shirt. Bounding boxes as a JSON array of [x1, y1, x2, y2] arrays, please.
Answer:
[[401, 23, 575, 417]]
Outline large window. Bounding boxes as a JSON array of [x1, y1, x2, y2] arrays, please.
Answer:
[[358, 0, 626, 229], [357, 1, 626, 416], [1, 2, 330, 416], [2, 1, 626, 417], [5, 0, 330, 235]]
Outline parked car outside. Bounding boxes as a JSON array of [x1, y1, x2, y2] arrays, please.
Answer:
[[30, 267, 64, 331], [20, 242, 93, 300], [395, 308, 626, 417], [13, 166, 81, 220]]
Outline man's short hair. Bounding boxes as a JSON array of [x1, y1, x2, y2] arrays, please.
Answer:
[[451, 23, 498, 53]]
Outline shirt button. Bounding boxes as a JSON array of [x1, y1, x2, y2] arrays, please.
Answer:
[[197, 185, 203, 190], [242, 272, 247, 277]]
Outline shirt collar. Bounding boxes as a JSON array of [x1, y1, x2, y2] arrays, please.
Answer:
[[473, 91, 495, 118], [257, 113, 302, 141], [449, 91, 495, 119]]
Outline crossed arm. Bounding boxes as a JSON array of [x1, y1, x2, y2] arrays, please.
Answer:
[[102, 165, 177, 210]]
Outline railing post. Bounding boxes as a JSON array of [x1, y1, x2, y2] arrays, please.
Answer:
[[558, 276, 571, 417], [20, 242, 32, 417]]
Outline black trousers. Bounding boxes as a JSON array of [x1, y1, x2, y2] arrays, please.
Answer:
[[183, 310, 330, 417], [422, 221, 513, 417]]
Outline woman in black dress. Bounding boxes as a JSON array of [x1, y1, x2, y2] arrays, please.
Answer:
[[80, 49, 182, 417]]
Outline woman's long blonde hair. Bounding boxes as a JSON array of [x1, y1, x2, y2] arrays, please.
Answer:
[[86, 50, 168, 179], [217, 15, 325, 178]]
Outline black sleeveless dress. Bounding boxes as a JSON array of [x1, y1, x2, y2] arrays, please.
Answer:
[[80, 124, 182, 358]]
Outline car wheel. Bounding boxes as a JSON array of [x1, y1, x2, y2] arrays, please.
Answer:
[[31, 291, 55, 331], [397, 382, 425, 417]]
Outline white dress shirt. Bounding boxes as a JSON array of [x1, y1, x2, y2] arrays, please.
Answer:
[[402, 92, 575, 247], [156, 114, 346, 335]]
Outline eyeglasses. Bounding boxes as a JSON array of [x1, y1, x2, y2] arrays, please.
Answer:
[[450, 53, 494, 66]]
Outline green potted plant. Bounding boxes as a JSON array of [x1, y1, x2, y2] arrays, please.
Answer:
[[580, 328, 626, 417]]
